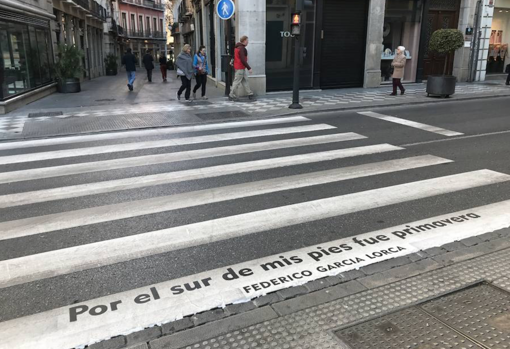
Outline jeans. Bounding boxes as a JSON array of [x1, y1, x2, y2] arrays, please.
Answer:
[[193, 74, 207, 97], [146, 69, 152, 82], [160, 65, 167, 80], [230, 69, 253, 98], [127, 71, 136, 86], [178, 76, 192, 100], [392, 78, 404, 94]]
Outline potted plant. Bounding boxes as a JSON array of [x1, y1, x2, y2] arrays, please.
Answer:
[[426, 29, 465, 98], [104, 53, 118, 76], [53, 44, 84, 93]]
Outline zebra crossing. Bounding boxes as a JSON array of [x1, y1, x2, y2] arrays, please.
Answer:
[[1, 115, 510, 349]]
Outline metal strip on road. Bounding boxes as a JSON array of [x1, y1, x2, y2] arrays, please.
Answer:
[[358, 111, 464, 137], [0, 116, 311, 151], [0, 133, 366, 184], [2, 201, 510, 349], [0, 144, 404, 209], [2, 169, 508, 289], [0, 124, 336, 165]]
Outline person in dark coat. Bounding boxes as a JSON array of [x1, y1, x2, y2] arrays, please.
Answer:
[[159, 54, 168, 82], [121, 47, 137, 91], [142, 50, 155, 82]]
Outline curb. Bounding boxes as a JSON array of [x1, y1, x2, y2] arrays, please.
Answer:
[[1, 93, 509, 143]]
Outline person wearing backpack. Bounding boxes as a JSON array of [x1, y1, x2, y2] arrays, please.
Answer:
[[193, 46, 210, 100], [142, 49, 155, 83]]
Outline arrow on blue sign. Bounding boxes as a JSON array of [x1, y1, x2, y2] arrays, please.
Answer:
[[217, 0, 235, 20]]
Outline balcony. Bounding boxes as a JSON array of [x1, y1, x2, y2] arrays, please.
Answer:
[[89, 1, 107, 21], [125, 29, 165, 39], [120, 0, 164, 11]]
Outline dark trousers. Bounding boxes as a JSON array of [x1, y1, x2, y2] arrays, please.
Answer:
[[506, 72, 510, 85], [178, 76, 192, 100], [146, 69, 153, 82], [392, 78, 404, 93], [160, 65, 167, 80], [193, 74, 207, 97]]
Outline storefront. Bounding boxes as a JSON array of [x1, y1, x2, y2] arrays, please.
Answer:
[[0, 11, 53, 101], [487, 6, 510, 75]]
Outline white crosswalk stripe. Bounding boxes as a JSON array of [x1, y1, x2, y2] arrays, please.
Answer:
[[1, 116, 509, 349]]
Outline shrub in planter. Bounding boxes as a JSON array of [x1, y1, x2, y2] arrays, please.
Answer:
[[53, 44, 84, 93], [104, 53, 118, 76], [426, 29, 464, 98]]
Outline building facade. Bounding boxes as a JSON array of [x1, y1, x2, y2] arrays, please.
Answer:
[[118, 0, 166, 63], [171, 0, 501, 96], [0, 0, 56, 112]]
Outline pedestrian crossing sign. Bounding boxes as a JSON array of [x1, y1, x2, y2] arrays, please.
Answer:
[[217, 0, 235, 20]]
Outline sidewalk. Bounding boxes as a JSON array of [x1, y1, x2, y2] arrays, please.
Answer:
[[1, 71, 509, 140], [91, 226, 510, 349]]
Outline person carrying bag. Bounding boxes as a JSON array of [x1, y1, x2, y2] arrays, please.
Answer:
[[175, 44, 194, 102], [193, 46, 209, 100]]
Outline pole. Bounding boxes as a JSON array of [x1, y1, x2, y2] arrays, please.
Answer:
[[225, 18, 233, 97], [469, 0, 482, 82], [289, 0, 303, 109]]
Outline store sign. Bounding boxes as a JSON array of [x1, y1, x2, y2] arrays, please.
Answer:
[[280, 31, 295, 38]]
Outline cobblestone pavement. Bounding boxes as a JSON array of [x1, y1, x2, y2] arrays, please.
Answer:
[[0, 82, 508, 139]]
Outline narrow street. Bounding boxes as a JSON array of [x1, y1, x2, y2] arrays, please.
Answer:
[[1, 96, 510, 348]]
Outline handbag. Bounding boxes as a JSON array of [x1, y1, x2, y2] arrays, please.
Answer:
[[177, 68, 185, 76]]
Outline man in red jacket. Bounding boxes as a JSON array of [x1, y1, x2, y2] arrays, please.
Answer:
[[229, 35, 255, 101]]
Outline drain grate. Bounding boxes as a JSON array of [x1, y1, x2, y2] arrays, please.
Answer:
[[196, 110, 249, 120], [334, 284, 510, 349], [28, 111, 63, 118], [95, 99, 116, 102]]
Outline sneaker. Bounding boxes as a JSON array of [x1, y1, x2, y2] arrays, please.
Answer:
[[202, 96, 208, 100], [389, 93, 397, 96], [185, 99, 192, 103], [401, 89, 405, 95], [248, 94, 256, 101], [228, 95, 238, 102], [128, 84, 133, 91], [176, 92, 181, 101]]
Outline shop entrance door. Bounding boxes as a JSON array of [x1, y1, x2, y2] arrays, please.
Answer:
[[319, 0, 368, 88], [422, 0, 460, 78]]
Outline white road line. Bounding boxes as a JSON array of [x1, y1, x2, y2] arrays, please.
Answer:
[[400, 129, 510, 147], [0, 124, 336, 165], [1, 169, 507, 288], [0, 133, 366, 184], [0, 144, 405, 208], [358, 111, 464, 137], [0, 146, 406, 238], [3, 200, 509, 349], [0, 116, 310, 151]]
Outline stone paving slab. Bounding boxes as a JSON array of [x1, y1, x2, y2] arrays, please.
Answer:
[[1, 82, 509, 140]]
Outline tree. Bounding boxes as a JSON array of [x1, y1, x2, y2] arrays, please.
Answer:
[[429, 29, 464, 76]]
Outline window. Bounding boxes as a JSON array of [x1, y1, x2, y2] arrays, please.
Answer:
[[160, 18, 163, 33], [146, 17, 150, 35], [139, 15, 143, 34], [0, 19, 53, 101], [130, 14, 135, 32], [153, 18, 157, 35], [122, 12, 127, 30]]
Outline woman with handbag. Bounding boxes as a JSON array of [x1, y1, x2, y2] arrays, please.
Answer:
[[193, 46, 210, 100], [175, 44, 194, 102]]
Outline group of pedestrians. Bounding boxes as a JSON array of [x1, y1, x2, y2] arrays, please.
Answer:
[[122, 37, 407, 98], [120, 48, 168, 91]]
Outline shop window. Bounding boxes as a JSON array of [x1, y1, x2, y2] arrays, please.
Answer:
[[381, 0, 423, 83], [266, 0, 316, 91], [0, 20, 53, 101], [487, 9, 510, 74]]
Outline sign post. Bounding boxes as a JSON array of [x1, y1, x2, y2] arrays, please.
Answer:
[[217, 0, 236, 96]]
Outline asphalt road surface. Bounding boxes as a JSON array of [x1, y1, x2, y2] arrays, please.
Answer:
[[1, 96, 510, 348]]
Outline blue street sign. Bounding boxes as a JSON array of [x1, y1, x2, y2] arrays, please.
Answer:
[[216, 0, 235, 20]]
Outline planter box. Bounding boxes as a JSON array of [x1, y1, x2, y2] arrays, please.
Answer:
[[426, 76, 457, 98], [57, 78, 81, 93]]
